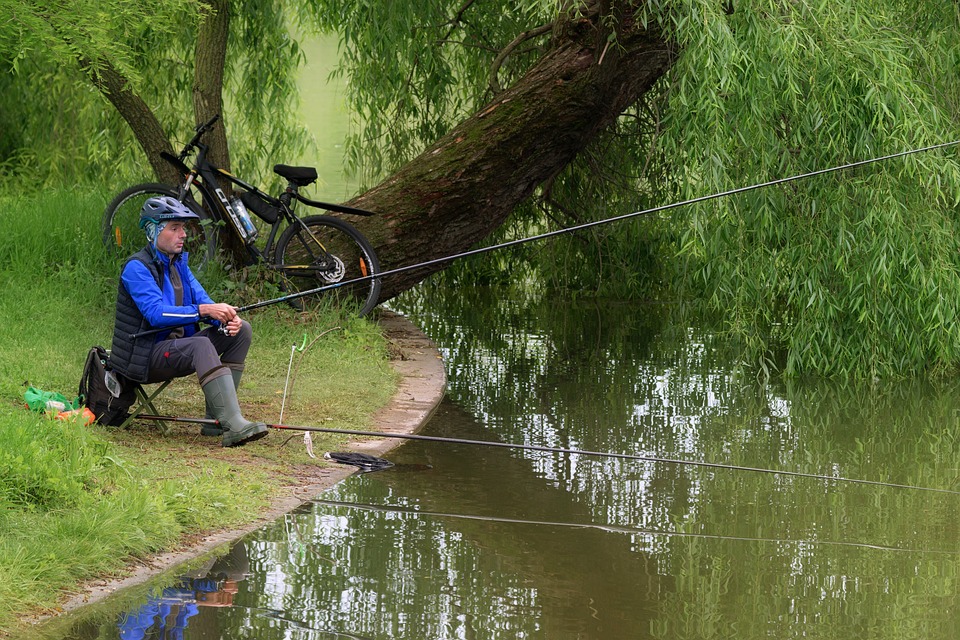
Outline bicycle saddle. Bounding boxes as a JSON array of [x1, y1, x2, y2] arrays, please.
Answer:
[[274, 164, 318, 187]]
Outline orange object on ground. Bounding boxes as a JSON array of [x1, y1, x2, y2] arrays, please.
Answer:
[[56, 407, 96, 425]]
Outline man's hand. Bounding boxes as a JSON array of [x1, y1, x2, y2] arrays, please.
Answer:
[[199, 302, 238, 323], [223, 316, 244, 337]]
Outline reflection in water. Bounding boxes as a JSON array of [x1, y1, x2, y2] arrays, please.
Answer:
[[114, 542, 249, 640], [26, 287, 960, 639]]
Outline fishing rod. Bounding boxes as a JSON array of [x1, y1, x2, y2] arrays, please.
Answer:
[[312, 498, 958, 555], [130, 139, 960, 339], [134, 413, 960, 497]]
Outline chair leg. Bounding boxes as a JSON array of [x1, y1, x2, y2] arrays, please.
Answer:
[[119, 381, 173, 434]]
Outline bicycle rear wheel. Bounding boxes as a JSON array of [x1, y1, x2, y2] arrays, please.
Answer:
[[274, 215, 381, 316], [102, 183, 216, 270]]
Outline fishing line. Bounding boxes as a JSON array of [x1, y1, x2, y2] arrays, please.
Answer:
[[277, 328, 341, 458], [312, 498, 957, 555], [133, 413, 960, 497], [126, 142, 960, 489], [131, 139, 960, 336]]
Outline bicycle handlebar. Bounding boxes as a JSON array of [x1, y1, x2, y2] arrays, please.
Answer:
[[196, 114, 219, 134], [177, 114, 220, 160]]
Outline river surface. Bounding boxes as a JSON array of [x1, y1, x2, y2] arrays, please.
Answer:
[[28, 286, 960, 639]]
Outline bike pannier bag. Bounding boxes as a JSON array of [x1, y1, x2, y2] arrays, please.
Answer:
[[240, 191, 280, 224]]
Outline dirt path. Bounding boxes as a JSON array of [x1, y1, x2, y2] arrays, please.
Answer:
[[50, 310, 446, 615]]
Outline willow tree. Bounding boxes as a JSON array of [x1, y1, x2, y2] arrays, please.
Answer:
[[0, 0, 203, 182], [306, 0, 960, 378], [0, 0, 305, 188], [2, 0, 307, 255]]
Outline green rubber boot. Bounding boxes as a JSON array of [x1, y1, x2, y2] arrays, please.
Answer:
[[201, 394, 222, 436], [201, 368, 243, 437], [201, 374, 268, 447]]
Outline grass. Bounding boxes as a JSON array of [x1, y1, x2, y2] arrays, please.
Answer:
[[0, 188, 398, 633]]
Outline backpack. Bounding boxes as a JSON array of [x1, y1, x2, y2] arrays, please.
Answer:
[[79, 346, 137, 426]]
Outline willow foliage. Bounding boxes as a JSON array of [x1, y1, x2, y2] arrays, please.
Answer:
[[301, 0, 560, 181], [654, 0, 960, 376], [0, 0, 198, 78], [308, 0, 960, 377], [0, 0, 199, 183], [0, 0, 306, 186]]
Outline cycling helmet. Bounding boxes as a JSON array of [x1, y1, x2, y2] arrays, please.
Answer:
[[139, 196, 200, 247], [139, 196, 200, 229]]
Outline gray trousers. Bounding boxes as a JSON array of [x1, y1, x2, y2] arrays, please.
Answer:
[[146, 320, 252, 385]]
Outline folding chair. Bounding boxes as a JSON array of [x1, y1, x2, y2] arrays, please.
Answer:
[[102, 348, 176, 433], [118, 379, 174, 433]]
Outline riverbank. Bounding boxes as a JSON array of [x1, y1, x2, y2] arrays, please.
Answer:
[[20, 310, 446, 629]]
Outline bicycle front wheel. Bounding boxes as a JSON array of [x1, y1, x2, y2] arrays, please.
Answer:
[[274, 215, 381, 316], [102, 183, 217, 271]]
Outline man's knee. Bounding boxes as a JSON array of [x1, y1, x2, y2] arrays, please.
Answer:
[[193, 335, 221, 358], [235, 319, 252, 345], [147, 335, 221, 383], [188, 336, 225, 381], [216, 319, 253, 366]]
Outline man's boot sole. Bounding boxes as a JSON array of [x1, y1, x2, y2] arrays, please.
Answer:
[[221, 426, 269, 448]]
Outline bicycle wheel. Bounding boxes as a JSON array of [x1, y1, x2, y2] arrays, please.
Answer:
[[274, 215, 381, 316], [102, 182, 217, 270]]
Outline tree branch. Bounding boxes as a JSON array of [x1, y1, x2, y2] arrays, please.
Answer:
[[440, 0, 478, 35], [80, 59, 178, 184], [488, 23, 554, 95]]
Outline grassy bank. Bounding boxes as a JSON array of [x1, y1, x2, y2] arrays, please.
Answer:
[[0, 189, 397, 632]]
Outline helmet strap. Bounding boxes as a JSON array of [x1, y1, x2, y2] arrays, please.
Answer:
[[143, 220, 167, 245]]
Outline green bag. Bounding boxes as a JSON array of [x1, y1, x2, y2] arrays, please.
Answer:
[[24, 386, 80, 413]]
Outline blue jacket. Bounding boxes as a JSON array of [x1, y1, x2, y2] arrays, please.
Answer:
[[120, 248, 215, 341], [110, 247, 216, 382]]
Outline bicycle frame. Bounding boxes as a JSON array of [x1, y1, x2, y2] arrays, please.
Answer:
[[161, 147, 285, 261], [102, 113, 382, 317], [161, 139, 376, 265], [132, 115, 381, 318]]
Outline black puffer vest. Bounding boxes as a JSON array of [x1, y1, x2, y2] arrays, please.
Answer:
[[110, 248, 161, 383]]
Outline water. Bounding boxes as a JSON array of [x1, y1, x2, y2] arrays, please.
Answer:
[[29, 287, 960, 639]]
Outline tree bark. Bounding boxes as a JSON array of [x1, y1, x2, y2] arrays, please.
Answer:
[[194, 0, 249, 260], [193, 0, 230, 174], [346, 8, 677, 302]]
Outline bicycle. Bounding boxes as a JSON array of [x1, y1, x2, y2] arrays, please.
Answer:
[[102, 114, 381, 316]]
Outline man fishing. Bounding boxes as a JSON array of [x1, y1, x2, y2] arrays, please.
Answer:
[[109, 196, 268, 447]]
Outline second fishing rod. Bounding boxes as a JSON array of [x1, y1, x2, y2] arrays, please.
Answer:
[[130, 140, 959, 340], [130, 412, 960, 498]]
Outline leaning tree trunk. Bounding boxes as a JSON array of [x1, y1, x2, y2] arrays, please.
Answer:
[[346, 8, 677, 302]]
